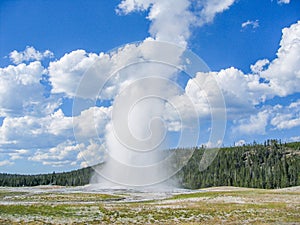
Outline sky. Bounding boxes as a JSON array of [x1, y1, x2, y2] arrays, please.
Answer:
[[0, 0, 300, 174]]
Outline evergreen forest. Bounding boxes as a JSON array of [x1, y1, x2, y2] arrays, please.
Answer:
[[0, 140, 299, 189]]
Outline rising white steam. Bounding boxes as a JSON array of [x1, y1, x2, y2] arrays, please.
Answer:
[[73, 41, 225, 187], [72, 0, 230, 187]]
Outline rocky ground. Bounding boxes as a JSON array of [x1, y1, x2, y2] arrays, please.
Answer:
[[0, 185, 299, 224]]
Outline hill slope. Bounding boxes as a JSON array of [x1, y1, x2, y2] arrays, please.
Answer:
[[177, 140, 300, 189]]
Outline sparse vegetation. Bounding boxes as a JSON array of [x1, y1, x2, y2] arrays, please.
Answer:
[[1, 192, 124, 202], [0, 186, 299, 224]]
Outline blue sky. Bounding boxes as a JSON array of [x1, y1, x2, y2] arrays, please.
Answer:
[[0, 0, 300, 174]]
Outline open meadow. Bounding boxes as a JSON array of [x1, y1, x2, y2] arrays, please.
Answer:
[[0, 185, 299, 224]]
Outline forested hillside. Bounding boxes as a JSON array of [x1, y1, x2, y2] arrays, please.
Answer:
[[177, 140, 300, 189], [0, 166, 93, 187], [0, 140, 299, 189]]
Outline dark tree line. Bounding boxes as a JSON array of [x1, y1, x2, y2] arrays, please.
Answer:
[[177, 140, 300, 189], [0, 166, 93, 187], [0, 140, 299, 189]]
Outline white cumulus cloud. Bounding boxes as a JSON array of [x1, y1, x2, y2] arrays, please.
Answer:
[[250, 59, 270, 74], [9, 46, 54, 65], [271, 101, 300, 130], [48, 50, 101, 98], [118, 0, 236, 46], [0, 160, 14, 167], [29, 140, 85, 167], [234, 110, 270, 135], [260, 21, 300, 97], [197, 0, 236, 26], [0, 61, 53, 117]]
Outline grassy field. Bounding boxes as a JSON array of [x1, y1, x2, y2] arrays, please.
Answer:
[[0, 186, 299, 224]]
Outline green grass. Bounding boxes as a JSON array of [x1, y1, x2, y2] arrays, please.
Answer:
[[0, 191, 29, 200], [0, 187, 299, 224], [0, 204, 75, 217], [170, 190, 256, 199], [3, 192, 123, 202], [170, 188, 300, 200]]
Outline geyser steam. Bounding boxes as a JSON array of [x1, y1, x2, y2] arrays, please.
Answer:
[[72, 40, 226, 187], [71, 0, 237, 187]]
